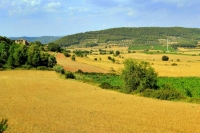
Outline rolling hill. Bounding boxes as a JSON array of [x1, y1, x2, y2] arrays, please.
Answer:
[[54, 27, 200, 48]]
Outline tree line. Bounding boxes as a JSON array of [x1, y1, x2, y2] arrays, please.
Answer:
[[0, 36, 57, 69]]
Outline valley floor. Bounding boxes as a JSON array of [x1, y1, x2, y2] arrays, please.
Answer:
[[0, 70, 200, 132]]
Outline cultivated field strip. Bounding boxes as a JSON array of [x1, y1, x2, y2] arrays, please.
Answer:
[[0, 70, 200, 132]]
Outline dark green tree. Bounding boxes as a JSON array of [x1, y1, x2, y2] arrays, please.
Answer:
[[115, 50, 120, 56], [121, 59, 158, 93], [47, 43, 61, 52], [162, 55, 169, 61], [48, 55, 57, 67]]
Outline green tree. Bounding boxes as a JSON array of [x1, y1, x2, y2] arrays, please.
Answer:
[[40, 53, 49, 67], [115, 50, 120, 56], [121, 59, 158, 93], [0, 41, 10, 66], [27, 44, 40, 66], [162, 55, 169, 61], [47, 43, 61, 52], [48, 55, 57, 67]]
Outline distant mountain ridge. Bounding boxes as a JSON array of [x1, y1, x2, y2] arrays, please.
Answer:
[[9, 36, 62, 44]]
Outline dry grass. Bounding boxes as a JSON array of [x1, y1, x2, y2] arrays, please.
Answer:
[[1, 70, 200, 133], [59, 50, 200, 76], [56, 53, 109, 73]]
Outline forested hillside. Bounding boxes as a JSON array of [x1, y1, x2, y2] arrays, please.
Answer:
[[9, 36, 61, 44], [54, 27, 200, 48]]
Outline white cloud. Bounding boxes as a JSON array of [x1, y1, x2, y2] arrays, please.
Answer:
[[44, 2, 61, 12]]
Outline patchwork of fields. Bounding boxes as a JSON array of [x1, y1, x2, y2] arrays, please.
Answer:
[[1, 70, 200, 132], [56, 50, 200, 77]]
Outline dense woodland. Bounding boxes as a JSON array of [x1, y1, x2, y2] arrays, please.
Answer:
[[54, 27, 200, 48], [0, 36, 57, 69]]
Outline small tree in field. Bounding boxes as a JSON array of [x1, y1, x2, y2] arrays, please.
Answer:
[[121, 59, 158, 93], [162, 55, 169, 61]]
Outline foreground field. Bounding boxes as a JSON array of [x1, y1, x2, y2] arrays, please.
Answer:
[[1, 71, 200, 132]]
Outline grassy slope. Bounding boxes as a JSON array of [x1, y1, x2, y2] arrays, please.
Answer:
[[1, 70, 200, 133]]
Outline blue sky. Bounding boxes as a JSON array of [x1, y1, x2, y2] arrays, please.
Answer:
[[1, 0, 200, 37]]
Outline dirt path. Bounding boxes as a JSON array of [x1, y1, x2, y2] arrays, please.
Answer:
[[56, 53, 109, 73]]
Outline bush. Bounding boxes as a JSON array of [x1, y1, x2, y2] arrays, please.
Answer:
[[162, 55, 169, 61], [76, 69, 84, 74], [0, 119, 8, 133], [65, 71, 75, 79], [63, 52, 71, 57], [151, 89, 184, 100], [171, 63, 177, 66], [37, 66, 51, 70], [71, 55, 76, 61], [121, 59, 158, 93], [94, 58, 97, 61], [108, 56, 112, 60], [21, 65, 32, 69], [99, 82, 120, 90], [53, 65, 65, 74]]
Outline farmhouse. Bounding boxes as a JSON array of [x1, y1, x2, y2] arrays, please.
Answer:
[[15, 39, 29, 46]]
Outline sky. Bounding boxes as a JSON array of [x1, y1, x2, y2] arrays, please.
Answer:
[[1, 0, 200, 37]]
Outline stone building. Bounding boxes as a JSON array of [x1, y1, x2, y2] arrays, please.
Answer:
[[15, 39, 29, 46]]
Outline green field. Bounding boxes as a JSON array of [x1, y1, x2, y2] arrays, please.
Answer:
[[76, 72, 200, 99], [157, 77, 200, 98]]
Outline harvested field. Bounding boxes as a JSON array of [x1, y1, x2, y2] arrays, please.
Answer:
[[56, 53, 109, 73], [63, 52, 200, 77], [1, 70, 200, 132]]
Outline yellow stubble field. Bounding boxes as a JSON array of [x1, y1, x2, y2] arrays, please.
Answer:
[[63, 51, 200, 77], [1, 70, 200, 132]]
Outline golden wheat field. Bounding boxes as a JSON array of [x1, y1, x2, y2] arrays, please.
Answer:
[[58, 50, 200, 76], [1, 70, 200, 133]]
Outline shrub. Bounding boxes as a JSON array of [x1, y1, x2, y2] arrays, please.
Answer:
[[115, 50, 120, 56], [65, 71, 75, 79], [53, 65, 65, 74], [121, 59, 158, 93], [171, 63, 177, 66], [71, 55, 76, 61], [76, 69, 84, 74], [177, 59, 180, 62], [99, 82, 120, 90], [63, 52, 71, 57], [108, 56, 112, 60], [151, 89, 184, 100], [21, 65, 32, 69], [99, 82, 112, 89], [37, 66, 51, 70], [0, 119, 8, 133], [94, 58, 97, 61], [162, 55, 169, 61]]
